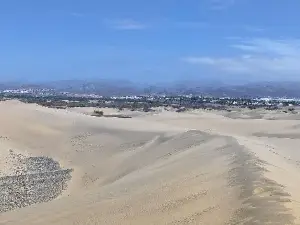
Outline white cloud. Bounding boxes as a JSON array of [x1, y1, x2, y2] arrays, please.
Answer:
[[173, 21, 208, 29], [105, 19, 208, 31], [210, 0, 236, 10], [232, 38, 300, 56], [183, 57, 215, 65], [183, 38, 300, 76], [184, 56, 252, 73], [70, 12, 84, 17], [105, 19, 146, 30], [243, 26, 265, 33]]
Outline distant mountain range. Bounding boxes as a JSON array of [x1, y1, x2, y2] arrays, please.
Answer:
[[1, 80, 300, 98]]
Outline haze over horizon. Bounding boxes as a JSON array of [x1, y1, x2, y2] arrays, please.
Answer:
[[1, 0, 300, 83]]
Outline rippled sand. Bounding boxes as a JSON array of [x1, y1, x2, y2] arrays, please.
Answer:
[[1, 101, 300, 224]]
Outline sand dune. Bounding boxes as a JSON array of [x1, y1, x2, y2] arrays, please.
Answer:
[[1, 101, 300, 224]]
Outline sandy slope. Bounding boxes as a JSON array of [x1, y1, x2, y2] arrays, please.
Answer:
[[1, 101, 300, 224]]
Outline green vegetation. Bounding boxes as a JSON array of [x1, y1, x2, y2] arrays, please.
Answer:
[[1, 92, 299, 114], [93, 110, 104, 117]]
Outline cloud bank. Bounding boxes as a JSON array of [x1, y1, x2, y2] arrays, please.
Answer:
[[183, 38, 300, 77]]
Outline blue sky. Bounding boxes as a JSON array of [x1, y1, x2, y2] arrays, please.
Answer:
[[1, 0, 300, 83]]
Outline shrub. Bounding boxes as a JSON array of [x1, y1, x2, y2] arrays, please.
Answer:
[[93, 110, 104, 116]]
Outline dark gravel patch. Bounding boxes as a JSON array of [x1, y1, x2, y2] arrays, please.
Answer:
[[0, 155, 72, 213]]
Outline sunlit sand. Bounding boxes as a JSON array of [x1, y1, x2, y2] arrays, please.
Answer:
[[1, 100, 300, 224]]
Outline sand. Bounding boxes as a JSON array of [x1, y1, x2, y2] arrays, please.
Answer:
[[1, 101, 300, 224]]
